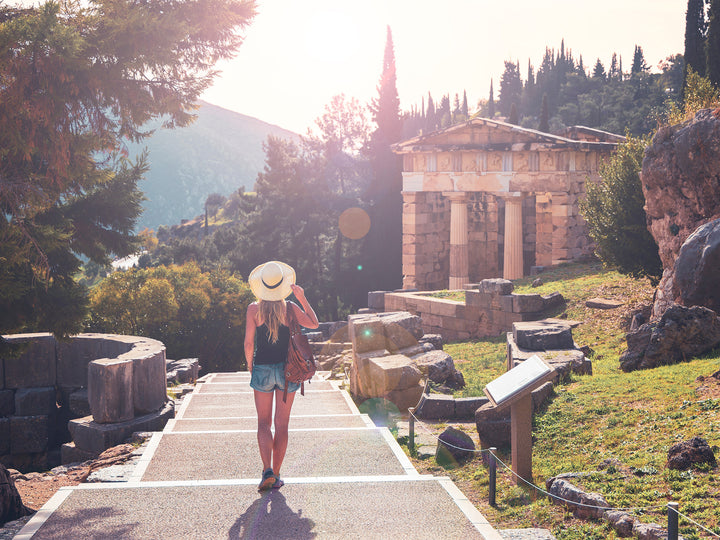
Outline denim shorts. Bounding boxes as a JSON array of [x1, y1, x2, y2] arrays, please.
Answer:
[[250, 362, 300, 394]]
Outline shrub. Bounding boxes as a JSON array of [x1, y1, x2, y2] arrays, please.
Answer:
[[580, 136, 663, 285], [88, 262, 253, 373]]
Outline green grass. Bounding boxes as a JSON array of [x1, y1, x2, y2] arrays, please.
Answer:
[[419, 262, 720, 538]]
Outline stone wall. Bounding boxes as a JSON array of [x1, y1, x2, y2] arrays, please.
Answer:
[[383, 279, 563, 341], [1, 333, 169, 470]]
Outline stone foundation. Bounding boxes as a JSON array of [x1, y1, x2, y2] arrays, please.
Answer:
[[0, 333, 171, 469], [382, 278, 565, 341]]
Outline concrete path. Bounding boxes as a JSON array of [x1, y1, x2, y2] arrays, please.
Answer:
[[15, 372, 502, 539]]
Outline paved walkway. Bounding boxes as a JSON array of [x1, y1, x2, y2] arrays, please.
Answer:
[[15, 372, 502, 539]]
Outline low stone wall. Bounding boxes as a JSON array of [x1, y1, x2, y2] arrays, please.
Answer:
[[381, 278, 564, 341], [0, 333, 170, 469]]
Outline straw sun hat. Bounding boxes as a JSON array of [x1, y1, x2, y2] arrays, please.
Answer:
[[248, 261, 296, 301]]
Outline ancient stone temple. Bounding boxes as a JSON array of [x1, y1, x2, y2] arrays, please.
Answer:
[[392, 119, 623, 290]]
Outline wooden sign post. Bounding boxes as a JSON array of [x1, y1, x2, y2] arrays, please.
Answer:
[[483, 355, 555, 485]]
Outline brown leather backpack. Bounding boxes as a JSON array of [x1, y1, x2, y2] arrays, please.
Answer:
[[283, 303, 317, 402]]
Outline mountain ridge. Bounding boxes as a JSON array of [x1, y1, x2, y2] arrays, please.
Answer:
[[129, 100, 299, 231]]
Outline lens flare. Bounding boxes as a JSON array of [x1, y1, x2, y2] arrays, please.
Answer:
[[338, 207, 371, 240]]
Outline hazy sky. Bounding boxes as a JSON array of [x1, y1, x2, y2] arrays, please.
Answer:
[[202, 0, 687, 134]]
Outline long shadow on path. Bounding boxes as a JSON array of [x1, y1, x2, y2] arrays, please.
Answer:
[[229, 490, 316, 540]]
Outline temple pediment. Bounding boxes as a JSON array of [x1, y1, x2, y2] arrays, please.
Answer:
[[392, 118, 623, 154]]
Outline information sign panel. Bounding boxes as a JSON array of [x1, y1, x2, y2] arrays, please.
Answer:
[[484, 354, 554, 408]]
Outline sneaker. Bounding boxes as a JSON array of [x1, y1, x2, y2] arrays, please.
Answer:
[[258, 468, 275, 491]]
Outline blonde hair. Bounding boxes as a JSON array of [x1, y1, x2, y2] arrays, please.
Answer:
[[258, 299, 287, 343]]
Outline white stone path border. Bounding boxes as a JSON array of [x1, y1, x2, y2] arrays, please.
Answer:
[[16, 372, 501, 540]]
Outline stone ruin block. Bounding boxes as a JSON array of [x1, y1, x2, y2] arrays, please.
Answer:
[[10, 415, 49, 454], [327, 321, 349, 342], [348, 316, 386, 354], [69, 389, 91, 418], [513, 320, 574, 351], [2, 333, 57, 389], [68, 400, 174, 457], [415, 393, 455, 419], [479, 278, 514, 295], [88, 358, 134, 424], [367, 290, 386, 311], [61, 441, 98, 464], [0, 418, 9, 454], [165, 358, 200, 385], [132, 346, 167, 415], [465, 290, 491, 309], [365, 355, 422, 398], [397, 343, 434, 358], [57, 335, 103, 388], [419, 333, 443, 350], [0, 390, 14, 417], [455, 397, 489, 419], [14, 387, 56, 417], [512, 294, 545, 313], [411, 350, 455, 385], [385, 385, 425, 412]]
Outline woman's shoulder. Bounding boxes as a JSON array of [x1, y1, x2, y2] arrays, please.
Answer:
[[246, 302, 259, 317]]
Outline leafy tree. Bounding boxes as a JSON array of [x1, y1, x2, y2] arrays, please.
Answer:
[[580, 136, 662, 284], [0, 0, 255, 339], [89, 263, 253, 373], [205, 193, 227, 219], [707, 0, 720, 85]]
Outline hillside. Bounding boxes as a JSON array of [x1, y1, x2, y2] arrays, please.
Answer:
[[128, 101, 299, 231]]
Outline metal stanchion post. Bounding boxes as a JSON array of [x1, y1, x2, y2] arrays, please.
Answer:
[[408, 407, 415, 452], [667, 502, 679, 540], [489, 447, 497, 507]]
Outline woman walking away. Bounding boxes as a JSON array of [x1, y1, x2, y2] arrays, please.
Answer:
[[244, 261, 319, 491]]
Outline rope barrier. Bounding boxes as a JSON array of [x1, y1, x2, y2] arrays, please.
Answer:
[[487, 450, 666, 513], [406, 407, 492, 454], [673, 508, 720, 538]]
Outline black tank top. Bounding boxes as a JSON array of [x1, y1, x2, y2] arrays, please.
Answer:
[[254, 323, 290, 365]]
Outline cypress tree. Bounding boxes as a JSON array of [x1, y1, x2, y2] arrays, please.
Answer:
[[426, 93, 436, 130], [539, 94, 550, 132], [707, 0, 720, 85], [366, 25, 403, 291], [508, 102, 519, 125], [488, 79, 496, 117], [631, 45, 648, 75], [685, 0, 707, 81], [593, 58, 606, 79], [462, 90, 469, 117]]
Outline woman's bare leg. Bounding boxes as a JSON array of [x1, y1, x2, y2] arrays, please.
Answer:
[[254, 389, 275, 471], [271, 389, 295, 476]]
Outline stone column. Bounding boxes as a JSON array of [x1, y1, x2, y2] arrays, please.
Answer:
[[503, 194, 524, 280], [445, 192, 469, 290]]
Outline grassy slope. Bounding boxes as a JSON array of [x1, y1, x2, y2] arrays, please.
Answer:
[[404, 262, 720, 539]]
